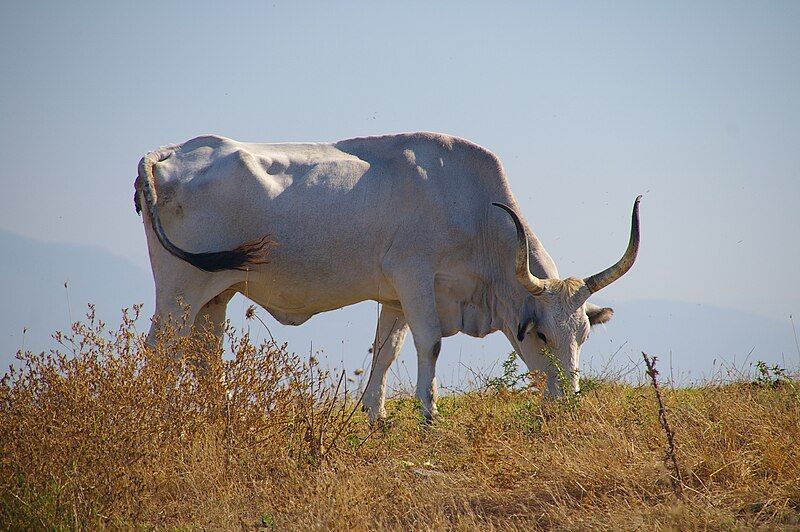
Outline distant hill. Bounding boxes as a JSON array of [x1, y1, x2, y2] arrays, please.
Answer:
[[2, 229, 796, 384], [580, 299, 798, 384], [0, 229, 153, 366]]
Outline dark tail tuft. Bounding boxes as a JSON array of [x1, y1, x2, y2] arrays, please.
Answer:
[[180, 235, 274, 272]]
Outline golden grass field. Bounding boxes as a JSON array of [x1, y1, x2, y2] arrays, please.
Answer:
[[2, 306, 799, 530]]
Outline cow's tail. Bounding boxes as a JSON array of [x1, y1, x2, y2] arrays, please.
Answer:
[[134, 149, 271, 272]]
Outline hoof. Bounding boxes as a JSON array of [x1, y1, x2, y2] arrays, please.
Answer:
[[421, 409, 439, 425], [364, 406, 388, 429], [369, 416, 394, 431]]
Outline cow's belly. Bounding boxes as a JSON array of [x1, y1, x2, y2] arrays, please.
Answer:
[[234, 281, 367, 324], [230, 266, 498, 339], [229, 259, 398, 326]]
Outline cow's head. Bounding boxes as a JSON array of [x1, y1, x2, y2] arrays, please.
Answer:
[[494, 197, 640, 395]]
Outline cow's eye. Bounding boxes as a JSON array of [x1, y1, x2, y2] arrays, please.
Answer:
[[536, 332, 547, 343]]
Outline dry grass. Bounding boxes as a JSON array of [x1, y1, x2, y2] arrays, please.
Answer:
[[2, 307, 799, 530]]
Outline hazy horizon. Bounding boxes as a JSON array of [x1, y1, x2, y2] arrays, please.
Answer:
[[2, 227, 797, 388]]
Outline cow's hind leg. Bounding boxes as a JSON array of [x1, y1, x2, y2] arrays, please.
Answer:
[[145, 267, 240, 360], [146, 291, 203, 353], [388, 268, 442, 421], [362, 305, 408, 424], [191, 289, 236, 367]]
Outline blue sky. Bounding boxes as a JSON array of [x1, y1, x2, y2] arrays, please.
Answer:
[[1, 2, 799, 379]]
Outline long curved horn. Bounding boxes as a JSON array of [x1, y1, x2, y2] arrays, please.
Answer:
[[583, 195, 642, 293], [492, 202, 546, 295]]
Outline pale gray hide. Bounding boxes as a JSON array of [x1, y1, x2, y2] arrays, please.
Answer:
[[137, 132, 636, 422]]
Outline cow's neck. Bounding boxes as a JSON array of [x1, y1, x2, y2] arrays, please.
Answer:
[[478, 213, 560, 338], [484, 279, 524, 337]]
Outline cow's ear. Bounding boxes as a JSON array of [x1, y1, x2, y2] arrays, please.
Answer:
[[586, 303, 613, 326], [517, 295, 537, 341]]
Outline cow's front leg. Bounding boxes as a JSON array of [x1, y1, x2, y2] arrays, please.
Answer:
[[363, 305, 408, 425], [390, 269, 442, 422]]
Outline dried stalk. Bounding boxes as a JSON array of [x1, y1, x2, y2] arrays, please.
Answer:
[[642, 352, 685, 499]]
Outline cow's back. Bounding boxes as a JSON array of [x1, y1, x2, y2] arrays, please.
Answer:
[[153, 132, 509, 248]]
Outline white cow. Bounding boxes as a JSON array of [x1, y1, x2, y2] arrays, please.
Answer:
[[135, 132, 640, 422]]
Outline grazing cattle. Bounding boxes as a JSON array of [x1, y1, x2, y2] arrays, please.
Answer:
[[135, 132, 640, 422]]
